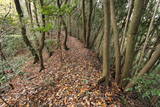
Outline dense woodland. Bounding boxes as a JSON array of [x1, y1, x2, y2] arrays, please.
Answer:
[[0, 0, 160, 106]]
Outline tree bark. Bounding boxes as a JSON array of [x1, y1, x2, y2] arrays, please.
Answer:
[[39, 0, 46, 72], [86, 0, 93, 48], [33, 0, 40, 27], [110, 0, 121, 84], [57, 0, 69, 50], [121, 0, 146, 88], [61, 17, 69, 50], [120, 0, 133, 53], [26, 0, 39, 48], [82, 0, 87, 44], [102, 0, 111, 86], [14, 0, 39, 64]]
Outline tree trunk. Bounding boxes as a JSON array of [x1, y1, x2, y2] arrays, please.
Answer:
[[33, 0, 40, 27], [61, 17, 69, 50], [26, 0, 39, 48], [126, 44, 160, 89], [82, 0, 87, 44], [14, 0, 39, 64], [102, 0, 111, 86], [57, 0, 69, 50], [110, 0, 121, 84], [86, 0, 93, 48], [120, 0, 133, 54], [138, 0, 160, 67], [39, 0, 46, 72], [0, 42, 6, 61], [121, 0, 146, 88]]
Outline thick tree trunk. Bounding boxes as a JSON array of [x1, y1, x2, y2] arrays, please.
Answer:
[[121, 0, 145, 88], [14, 0, 39, 64], [102, 0, 111, 86], [110, 0, 121, 84]]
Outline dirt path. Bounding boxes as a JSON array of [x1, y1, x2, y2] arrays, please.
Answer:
[[1, 36, 122, 106]]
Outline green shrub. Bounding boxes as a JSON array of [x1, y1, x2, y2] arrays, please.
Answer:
[[127, 69, 160, 106], [0, 56, 29, 85], [2, 34, 26, 57]]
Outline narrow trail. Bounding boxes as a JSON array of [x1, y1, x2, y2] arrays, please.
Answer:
[[1, 36, 122, 106]]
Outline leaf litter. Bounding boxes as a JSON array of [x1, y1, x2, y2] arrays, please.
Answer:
[[0, 36, 124, 107]]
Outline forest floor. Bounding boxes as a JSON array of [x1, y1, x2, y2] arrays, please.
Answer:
[[0, 36, 145, 107]]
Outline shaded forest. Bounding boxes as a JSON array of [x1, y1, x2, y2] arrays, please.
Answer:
[[0, 0, 160, 106]]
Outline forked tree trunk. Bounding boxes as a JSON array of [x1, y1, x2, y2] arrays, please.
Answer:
[[121, 0, 145, 88], [110, 0, 121, 84], [14, 0, 39, 64]]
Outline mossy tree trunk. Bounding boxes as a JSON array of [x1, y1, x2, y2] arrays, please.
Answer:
[[121, 0, 146, 88], [39, 0, 46, 72], [14, 0, 39, 64]]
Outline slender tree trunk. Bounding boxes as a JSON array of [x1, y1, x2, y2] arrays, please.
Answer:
[[82, 0, 87, 44], [120, 0, 133, 53], [26, 0, 39, 48], [68, 15, 72, 36], [57, 18, 63, 67], [110, 0, 121, 84], [14, 0, 39, 64], [0, 42, 6, 61], [126, 44, 160, 89], [33, 0, 40, 27], [90, 22, 103, 48], [39, 0, 46, 72], [121, 0, 146, 88], [57, 0, 69, 50], [61, 17, 69, 50], [86, 0, 93, 48], [102, 0, 111, 86], [138, 0, 160, 67]]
